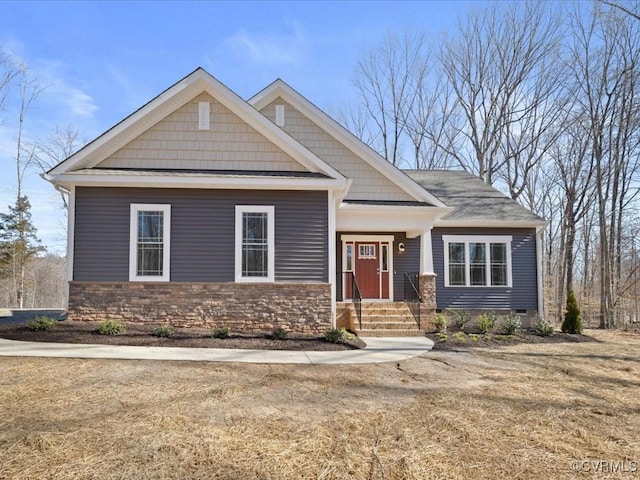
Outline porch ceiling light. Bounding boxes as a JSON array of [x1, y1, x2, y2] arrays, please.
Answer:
[[398, 243, 405, 253]]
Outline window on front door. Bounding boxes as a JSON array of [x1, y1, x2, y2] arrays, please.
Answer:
[[358, 244, 376, 258]]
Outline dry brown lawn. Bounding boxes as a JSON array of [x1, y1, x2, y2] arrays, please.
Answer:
[[1, 329, 638, 479]]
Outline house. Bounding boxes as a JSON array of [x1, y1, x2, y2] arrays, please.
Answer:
[[45, 68, 546, 335]]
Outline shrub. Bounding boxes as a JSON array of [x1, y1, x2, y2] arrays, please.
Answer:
[[435, 332, 448, 342], [451, 310, 470, 330], [452, 331, 467, 342], [26, 316, 58, 331], [272, 327, 288, 340], [212, 327, 230, 339], [153, 324, 174, 338], [96, 320, 126, 335], [324, 328, 344, 343], [561, 289, 583, 334], [433, 313, 449, 333], [476, 312, 497, 334], [531, 317, 554, 337], [503, 313, 522, 335]]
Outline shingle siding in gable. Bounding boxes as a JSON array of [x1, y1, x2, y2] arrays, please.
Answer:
[[431, 227, 538, 310], [260, 98, 415, 202], [96, 93, 307, 172], [73, 187, 328, 283]]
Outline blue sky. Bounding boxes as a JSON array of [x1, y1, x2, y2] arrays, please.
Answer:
[[0, 0, 480, 254]]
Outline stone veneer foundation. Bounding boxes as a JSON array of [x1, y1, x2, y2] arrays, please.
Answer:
[[418, 273, 437, 328], [68, 282, 332, 333]]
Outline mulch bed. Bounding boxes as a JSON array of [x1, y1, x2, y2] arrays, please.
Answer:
[[425, 330, 598, 351], [0, 321, 363, 351]]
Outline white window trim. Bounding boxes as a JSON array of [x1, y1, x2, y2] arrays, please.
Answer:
[[235, 205, 275, 283], [442, 235, 512, 288], [129, 204, 171, 282]]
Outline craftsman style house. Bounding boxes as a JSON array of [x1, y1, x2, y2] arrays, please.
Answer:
[[46, 68, 545, 335]]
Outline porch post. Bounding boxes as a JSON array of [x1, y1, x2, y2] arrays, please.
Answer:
[[328, 190, 337, 327], [418, 227, 437, 316], [419, 227, 434, 275]]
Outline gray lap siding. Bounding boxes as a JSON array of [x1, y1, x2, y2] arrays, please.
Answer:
[[73, 187, 328, 283], [431, 227, 538, 310]]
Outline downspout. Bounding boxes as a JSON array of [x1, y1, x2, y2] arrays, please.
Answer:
[[536, 226, 545, 320]]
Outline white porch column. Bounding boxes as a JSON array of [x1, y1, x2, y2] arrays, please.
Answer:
[[419, 227, 435, 275], [328, 190, 337, 327]]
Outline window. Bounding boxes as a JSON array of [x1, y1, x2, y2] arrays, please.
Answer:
[[448, 242, 466, 286], [345, 243, 353, 271], [235, 206, 275, 282], [358, 244, 376, 258], [443, 235, 512, 287], [381, 244, 389, 272], [129, 204, 170, 281]]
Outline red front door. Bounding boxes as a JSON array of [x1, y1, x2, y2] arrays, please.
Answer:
[[355, 242, 380, 299]]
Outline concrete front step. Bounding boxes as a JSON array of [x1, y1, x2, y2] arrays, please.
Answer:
[[357, 329, 425, 337], [359, 322, 420, 330], [339, 302, 422, 337]]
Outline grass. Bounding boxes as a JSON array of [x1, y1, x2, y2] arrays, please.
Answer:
[[1, 329, 639, 479]]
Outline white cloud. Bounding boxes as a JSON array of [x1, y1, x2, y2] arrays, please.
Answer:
[[35, 59, 98, 119], [222, 23, 307, 67]]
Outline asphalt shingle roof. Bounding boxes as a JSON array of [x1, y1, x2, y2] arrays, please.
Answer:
[[405, 169, 546, 224]]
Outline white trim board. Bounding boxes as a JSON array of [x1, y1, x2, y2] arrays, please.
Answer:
[[48, 69, 346, 183]]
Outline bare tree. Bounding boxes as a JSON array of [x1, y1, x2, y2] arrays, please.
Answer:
[[405, 60, 459, 170], [0, 47, 18, 117], [440, 1, 563, 184], [598, 0, 640, 21], [569, 2, 640, 327], [34, 125, 85, 209], [0, 64, 46, 309], [353, 30, 426, 166]]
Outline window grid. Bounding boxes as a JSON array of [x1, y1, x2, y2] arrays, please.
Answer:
[[443, 236, 512, 288], [242, 212, 268, 277]]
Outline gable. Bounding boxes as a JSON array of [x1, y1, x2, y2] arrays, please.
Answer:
[[259, 98, 415, 202], [97, 93, 307, 172]]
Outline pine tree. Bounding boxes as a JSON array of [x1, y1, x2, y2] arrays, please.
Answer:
[[0, 195, 45, 308], [561, 289, 583, 334]]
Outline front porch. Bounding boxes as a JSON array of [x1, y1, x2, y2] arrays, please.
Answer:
[[333, 230, 436, 336]]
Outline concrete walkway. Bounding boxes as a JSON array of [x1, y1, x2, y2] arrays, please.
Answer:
[[0, 336, 434, 365]]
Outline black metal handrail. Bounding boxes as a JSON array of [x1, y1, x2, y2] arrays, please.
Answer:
[[404, 272, 421, 329], [344, 272, 362, 329]]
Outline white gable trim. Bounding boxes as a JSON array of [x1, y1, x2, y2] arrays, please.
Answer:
[[249, 80, 446, 208], [46, 170, 348, 191], [49, 69, 346, 185]]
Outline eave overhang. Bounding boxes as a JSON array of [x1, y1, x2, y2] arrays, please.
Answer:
[[45, 170, 349, 191]]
